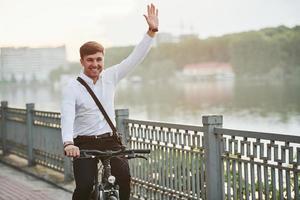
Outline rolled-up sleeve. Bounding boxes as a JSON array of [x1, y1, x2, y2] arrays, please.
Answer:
[[61, 84, 76, 143]]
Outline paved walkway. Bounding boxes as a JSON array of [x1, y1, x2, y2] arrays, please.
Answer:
[[0, 162, 72, 200]]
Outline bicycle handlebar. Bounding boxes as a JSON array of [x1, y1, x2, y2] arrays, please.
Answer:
[[123, 149, 150, 154], [80, 149, 150, 158]]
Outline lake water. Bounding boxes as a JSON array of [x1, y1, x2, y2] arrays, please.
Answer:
[[0, 79, 299, 135]]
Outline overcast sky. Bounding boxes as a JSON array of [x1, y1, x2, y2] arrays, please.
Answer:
[[1, 0, 300, 61]]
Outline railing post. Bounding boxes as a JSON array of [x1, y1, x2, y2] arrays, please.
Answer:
[[115, 109, 129, 145], [64, 156, 73, 182], [26, 103, 35, 166], [1, 101, 8, 155], [202, 115, 224, 200]]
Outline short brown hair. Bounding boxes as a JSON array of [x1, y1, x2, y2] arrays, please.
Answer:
[[80, 41, 104, 59]]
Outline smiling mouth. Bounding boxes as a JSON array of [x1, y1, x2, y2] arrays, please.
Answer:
[[90, 66, 102, 72], [91, 68, 98, 72]]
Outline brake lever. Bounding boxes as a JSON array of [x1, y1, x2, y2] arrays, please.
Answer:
[[125, 155, 134, 159], [125, 155, 148, 160], [136, 155, 148, 160]]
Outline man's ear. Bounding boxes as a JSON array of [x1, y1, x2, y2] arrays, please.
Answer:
[[80, 58, 83, 66]]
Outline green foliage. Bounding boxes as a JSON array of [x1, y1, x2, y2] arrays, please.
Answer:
[[49, 25, 300, 82], [229, 26, 300, 79], [105, 25, 300, 81], [105, 46, 134, 67]]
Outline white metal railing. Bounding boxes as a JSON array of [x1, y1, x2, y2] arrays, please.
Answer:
[[216, 128, 300, 200], [1, 102, 299, 199]]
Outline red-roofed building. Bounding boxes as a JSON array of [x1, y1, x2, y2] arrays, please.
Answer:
[[182, 62, 235, 79]]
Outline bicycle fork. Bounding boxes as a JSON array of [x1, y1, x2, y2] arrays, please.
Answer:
[[100, 159, 119, 200]]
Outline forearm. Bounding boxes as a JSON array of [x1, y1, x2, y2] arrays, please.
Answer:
[[114, 33, 154, 81], [61, 117, 75, 143], [61, 86, 76, 143]]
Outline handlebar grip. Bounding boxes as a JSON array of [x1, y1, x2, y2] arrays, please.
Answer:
[[80, 151, 93, 158]]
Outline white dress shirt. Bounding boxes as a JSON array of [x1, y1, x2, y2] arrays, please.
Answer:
[[61, 34, 153, 143]]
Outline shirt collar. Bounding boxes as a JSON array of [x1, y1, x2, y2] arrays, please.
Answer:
[[79, 71, 97, 85]]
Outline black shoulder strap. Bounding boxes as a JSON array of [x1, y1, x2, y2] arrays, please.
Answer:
[[76, 77, 117, 133]]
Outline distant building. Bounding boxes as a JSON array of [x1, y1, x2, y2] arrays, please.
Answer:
[[0, 46, 67, 82], [182, 62, 235, 80]]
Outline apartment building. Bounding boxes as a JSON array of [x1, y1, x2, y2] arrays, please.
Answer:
[[0, 46, 66, 82]]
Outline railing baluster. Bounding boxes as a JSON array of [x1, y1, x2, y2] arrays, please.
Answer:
[[294, 170, 299, 200], [271, 166, 276, 199], [238, 156, 243, 200], [166, 129, 170, 193], [191, 150, 196, 198], [200, 152, 205, 199], [264, 164, 270, 200], [278, 163, 283, 200], [159, 128, 164, 190], [286, 169, 291, 200], [257, 163, 263, 200], [244, 161, 250, 200], [232, 159, 237, 200], [186, 132, 191, 198], [174, 147, 178, 194], [226, 156, 231, 200], [149, 127, 154, 200], [231, 136, 237, 200], [191, 131, 196, 198], [250, 158, 255, 200]]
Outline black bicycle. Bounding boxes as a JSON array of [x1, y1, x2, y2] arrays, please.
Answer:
[[79, 148, 150, 200]]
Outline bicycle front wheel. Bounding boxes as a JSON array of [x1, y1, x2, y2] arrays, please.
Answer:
[[108, 196, 118, 200]]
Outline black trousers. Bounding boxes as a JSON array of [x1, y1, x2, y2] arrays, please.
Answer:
[[72, 136, 131, 200]]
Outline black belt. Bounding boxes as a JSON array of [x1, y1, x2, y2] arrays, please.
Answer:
[[75, 132, 113, 140]]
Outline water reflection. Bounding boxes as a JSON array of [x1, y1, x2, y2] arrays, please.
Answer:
[[0, 80, 299, 134], [0, 84, 60, 110], [116, 80, 300, 134], [232, 82, 300, 119]]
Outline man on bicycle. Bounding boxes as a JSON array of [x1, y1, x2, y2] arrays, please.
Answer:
[[61, 4, 159, 200]]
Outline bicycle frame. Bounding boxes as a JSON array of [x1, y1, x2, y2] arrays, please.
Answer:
[[95, 158, 119, 200], [80, 149, 150, 200]]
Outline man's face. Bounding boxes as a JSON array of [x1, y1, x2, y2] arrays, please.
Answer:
[[80, 52, 104, 80]]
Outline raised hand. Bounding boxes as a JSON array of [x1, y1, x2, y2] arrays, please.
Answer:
[[143, 4, 159, 30]]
